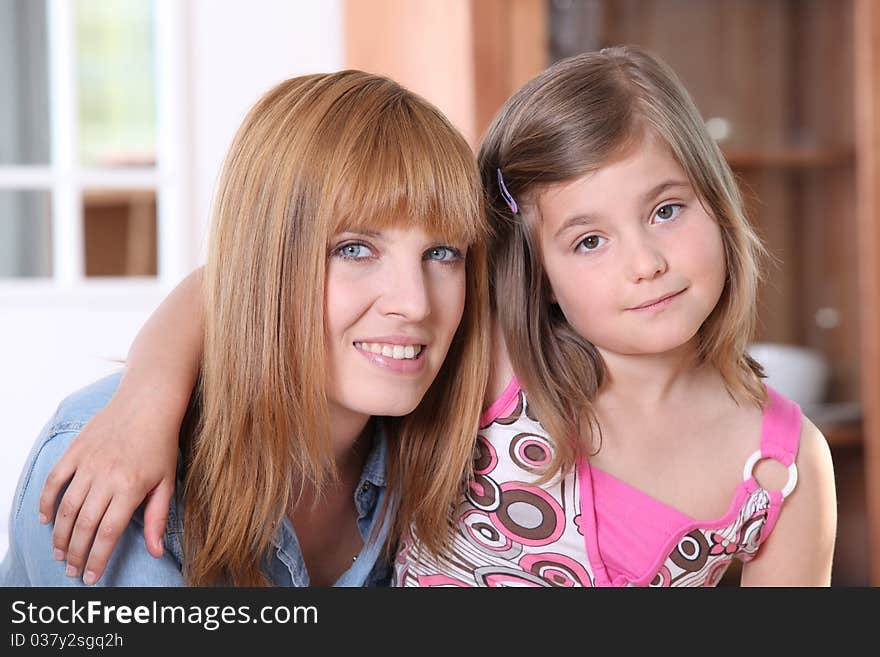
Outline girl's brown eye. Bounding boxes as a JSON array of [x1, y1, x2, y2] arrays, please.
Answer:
[[582, 236, 600, 250]]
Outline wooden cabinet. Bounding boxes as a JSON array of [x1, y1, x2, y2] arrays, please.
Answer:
[[346, 0, 880, 584], [545, 0, 879, 585], [854, 0, 880, 588]]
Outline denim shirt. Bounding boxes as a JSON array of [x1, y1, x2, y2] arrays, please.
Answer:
[[0, 372, 392, 587]]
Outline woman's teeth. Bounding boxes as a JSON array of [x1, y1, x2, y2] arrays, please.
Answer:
[[354, 342, 423, 360]]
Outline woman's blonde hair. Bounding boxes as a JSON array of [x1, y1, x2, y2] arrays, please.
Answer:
[[184, 70, 490, 586], [478, 46, 767, 479]]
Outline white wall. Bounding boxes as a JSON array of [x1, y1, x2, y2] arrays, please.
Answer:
[[188, 0, 344, 260], [0, 0, 343, 556], [0, 285, 167, 557]]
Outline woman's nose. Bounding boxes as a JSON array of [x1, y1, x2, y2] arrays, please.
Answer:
[[377, 261, 431, 321]]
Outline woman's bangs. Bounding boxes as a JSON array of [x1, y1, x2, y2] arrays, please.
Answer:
[[330, 104, 485, 245]]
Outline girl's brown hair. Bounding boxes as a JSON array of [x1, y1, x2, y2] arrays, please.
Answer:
[[184, 70, 490, 585], [478, 46, 767, 479]]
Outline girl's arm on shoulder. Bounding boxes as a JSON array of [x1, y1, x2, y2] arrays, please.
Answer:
[[38, 268, 205, 585], [740, 415, 837, 586], [3, 425, 184, 586]]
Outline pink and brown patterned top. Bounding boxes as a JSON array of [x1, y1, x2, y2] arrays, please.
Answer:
[[393, 378, 801, 587]]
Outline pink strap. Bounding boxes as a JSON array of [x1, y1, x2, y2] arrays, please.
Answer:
[[754, 386, 803, 540], [479, 376, 521, 428], [759, 386, 802, 466]]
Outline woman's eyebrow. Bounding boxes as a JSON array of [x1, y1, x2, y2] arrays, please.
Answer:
[[334, 229, 383, 238]]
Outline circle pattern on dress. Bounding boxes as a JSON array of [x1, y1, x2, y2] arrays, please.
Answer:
[[491, 483, 565, 546], [520, 553, 593, 587], [509, 432, 552, 471], [669, 529, 710, 572], [473, 435, 497, 474]]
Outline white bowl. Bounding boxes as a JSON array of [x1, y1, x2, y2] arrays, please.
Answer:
[[747, 342, 829, 407]]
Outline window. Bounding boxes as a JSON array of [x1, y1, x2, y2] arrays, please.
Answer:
[[0, 0, 188, 287]]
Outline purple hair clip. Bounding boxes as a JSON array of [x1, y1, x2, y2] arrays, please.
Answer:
[[496, 167, 519, 215]]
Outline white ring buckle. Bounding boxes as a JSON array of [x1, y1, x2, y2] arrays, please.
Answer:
[[743, 449, 799, 499]]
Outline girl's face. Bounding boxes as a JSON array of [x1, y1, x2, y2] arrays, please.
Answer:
[[324, 224, 468, 424], [536, 135, 726, 359]]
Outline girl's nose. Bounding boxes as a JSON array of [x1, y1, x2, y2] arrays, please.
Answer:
[[628, 236, 668, 283]]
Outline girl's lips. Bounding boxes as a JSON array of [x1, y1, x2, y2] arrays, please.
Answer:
[[354, 343, 428, 374], [627, 288, 686, 311]]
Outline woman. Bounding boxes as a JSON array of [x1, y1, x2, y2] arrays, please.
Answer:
[[0, 69, 490, 586]]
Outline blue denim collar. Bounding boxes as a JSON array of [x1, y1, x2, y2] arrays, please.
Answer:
[[162, 418, 391, 585], [360, 418, 388, 489], [269, 418, 389, 551], [268, 420, 391, 585]]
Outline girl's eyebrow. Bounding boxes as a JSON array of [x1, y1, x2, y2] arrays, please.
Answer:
[[641, 180, 691, 204], [554, 180, 692, 239], [554, 214, 598, 239]]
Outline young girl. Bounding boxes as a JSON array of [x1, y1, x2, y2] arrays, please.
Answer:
[[396, 46, 836, 587], [34, 47, 836, 586], [1, 69, 490, 586]]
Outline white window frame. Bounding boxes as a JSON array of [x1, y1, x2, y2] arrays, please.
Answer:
[[0, 0, 191, 300]]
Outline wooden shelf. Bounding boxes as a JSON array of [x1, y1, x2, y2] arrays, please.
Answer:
[[723, 147, 855, 169], [820, 422, 863, 449]]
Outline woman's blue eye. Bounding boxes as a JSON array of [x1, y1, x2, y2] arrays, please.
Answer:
[[654, 203, 683, 223], [576, 235, 606, 252], [425, 246, 462, 262], [336, 243, 373, 259]]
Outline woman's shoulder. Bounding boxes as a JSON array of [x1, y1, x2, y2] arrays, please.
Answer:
[[12, 372, 127, 500], [53, 371, 125, 426], [17, 372, 125, 494], [2, 370, 186, 586]]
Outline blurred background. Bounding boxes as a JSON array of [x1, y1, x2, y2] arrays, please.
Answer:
[[1, 0, 878, 586]]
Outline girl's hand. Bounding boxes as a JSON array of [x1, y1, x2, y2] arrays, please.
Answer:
[[38, 385, 180, 585]]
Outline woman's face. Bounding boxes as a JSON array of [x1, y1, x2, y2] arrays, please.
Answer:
[[324, 224, 468, 425]]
